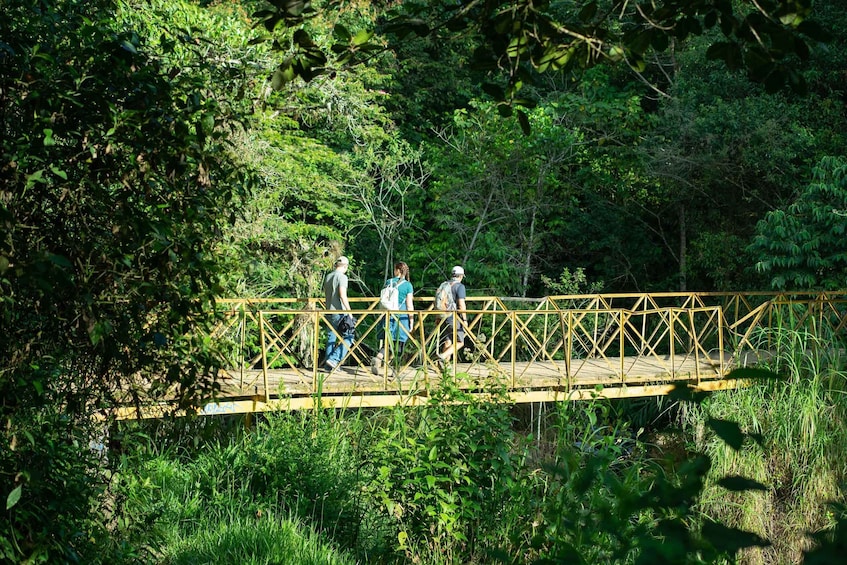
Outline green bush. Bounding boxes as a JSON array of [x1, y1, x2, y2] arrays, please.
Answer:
[[365, 374, 534, 562], [1, 404, 116, 563]]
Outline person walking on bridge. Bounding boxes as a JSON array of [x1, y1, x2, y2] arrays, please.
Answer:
[[372, 261, 415, 375], [322, 256, 353, 372], [436, 265, 467, 371]]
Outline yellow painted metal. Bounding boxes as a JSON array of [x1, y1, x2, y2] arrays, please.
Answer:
[[109, 292, 847, 419], [109, 378, 751, 420]]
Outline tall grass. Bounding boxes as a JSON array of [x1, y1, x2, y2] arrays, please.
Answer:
[[163, 511, 356, 565], [116, 409, 371, 561], [695, 318, 847, 564]]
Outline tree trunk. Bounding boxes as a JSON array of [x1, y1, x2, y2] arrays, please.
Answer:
[[679, 203, 687, 291]]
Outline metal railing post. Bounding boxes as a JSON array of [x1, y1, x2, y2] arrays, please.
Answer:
[[566, 311, 572, 392], [689, 309, 700, 384], [670, 310, 676, 378], [258, 311, 270, 403], [312, 309, 320, 393], [620, 311, 625, 382], [239, 305, 246, 389], [718, 308, 725, 376], [511, 311, 516, 388]]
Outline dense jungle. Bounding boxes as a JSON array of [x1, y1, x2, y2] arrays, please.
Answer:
[[3, 0, 847, 563]]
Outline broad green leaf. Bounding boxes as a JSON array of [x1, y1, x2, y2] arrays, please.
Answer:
[[50, 165, 67, 180], [517, 109, 530, 135], [271, 61, 295, 90], [352, 29, 373, 46], [47, 253, 72, 268], [797, 20, 833, 42], [6, 485, 21, 510], [579, 1, 598, 22], [332, 24, 351, 42], [667, 384, 709, 404]]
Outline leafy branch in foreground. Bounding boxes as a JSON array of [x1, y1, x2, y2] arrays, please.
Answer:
[[254, 0, 830, 132]]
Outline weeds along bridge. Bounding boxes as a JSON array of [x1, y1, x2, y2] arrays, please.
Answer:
[[116, 292, 847, 419]]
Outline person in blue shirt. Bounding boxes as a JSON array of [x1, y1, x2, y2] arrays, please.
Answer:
[[372, 261, 415, 375]]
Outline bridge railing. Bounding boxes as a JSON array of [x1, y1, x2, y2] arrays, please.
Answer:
[[208, 292, 847, 401]]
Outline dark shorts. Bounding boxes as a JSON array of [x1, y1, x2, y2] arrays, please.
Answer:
[[440, 319, 465, 345]]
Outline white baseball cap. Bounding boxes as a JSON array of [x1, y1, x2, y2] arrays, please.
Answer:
[[336, 256, 349, 266], [451, 265, 465, 276]]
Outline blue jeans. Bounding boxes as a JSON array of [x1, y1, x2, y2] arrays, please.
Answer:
[[386, 313, 411, 343], [377, 313, 411, 360], [325, 313, 354, 366]]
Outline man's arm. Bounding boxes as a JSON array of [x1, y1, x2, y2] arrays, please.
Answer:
[[339, 284, 351, 311], [457, 297, 467, 324]]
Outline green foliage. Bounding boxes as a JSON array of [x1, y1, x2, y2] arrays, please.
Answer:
[[111, 412, 373, 564], [751, 156, 847, 289], [541, 267, 604, 296], [109, 374, 847, 565], [805, 503, 847, 565], [1, 0, 251, 410], [0, 403, 122, 563], [256, 0, 830, 113], [163, 512, 356, 565], [366, 374, 531, 561], [521, 398, 769, 564], [0, 0, 253, 559], [697, 323, 847, 562], [407, 100, 592, 295]]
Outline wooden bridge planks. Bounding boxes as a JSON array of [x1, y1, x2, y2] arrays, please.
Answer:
[[218, 355, 726, 400]]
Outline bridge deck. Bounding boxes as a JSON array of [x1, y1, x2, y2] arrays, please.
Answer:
[[173, 355, 736, 417], [226, 356, 725, 397]]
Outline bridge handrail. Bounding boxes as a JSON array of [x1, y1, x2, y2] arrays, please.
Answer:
[[203, 292, 847, 402]]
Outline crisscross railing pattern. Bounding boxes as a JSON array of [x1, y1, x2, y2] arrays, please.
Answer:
[[204, 292, 847, 406]]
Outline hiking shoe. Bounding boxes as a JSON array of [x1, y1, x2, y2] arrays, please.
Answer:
[[370, 356, 382, 375], [322, 360, 338, 372]]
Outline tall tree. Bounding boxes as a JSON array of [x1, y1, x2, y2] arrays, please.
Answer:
[[1, 0, 252, 559], [750, 156, 847, 290]]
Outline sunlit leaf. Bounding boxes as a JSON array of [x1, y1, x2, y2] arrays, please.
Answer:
[[6, 485, 21, 510], [352, 29, 373, 46]]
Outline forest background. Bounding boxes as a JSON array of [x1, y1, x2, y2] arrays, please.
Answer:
[[3, 0, 847, 563]]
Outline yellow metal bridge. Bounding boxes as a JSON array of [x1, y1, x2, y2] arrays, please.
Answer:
[[119, 292, 847, 418]]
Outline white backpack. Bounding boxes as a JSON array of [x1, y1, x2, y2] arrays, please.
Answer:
[[434, 280, 457, 318], [379, 279, 400, 310]]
